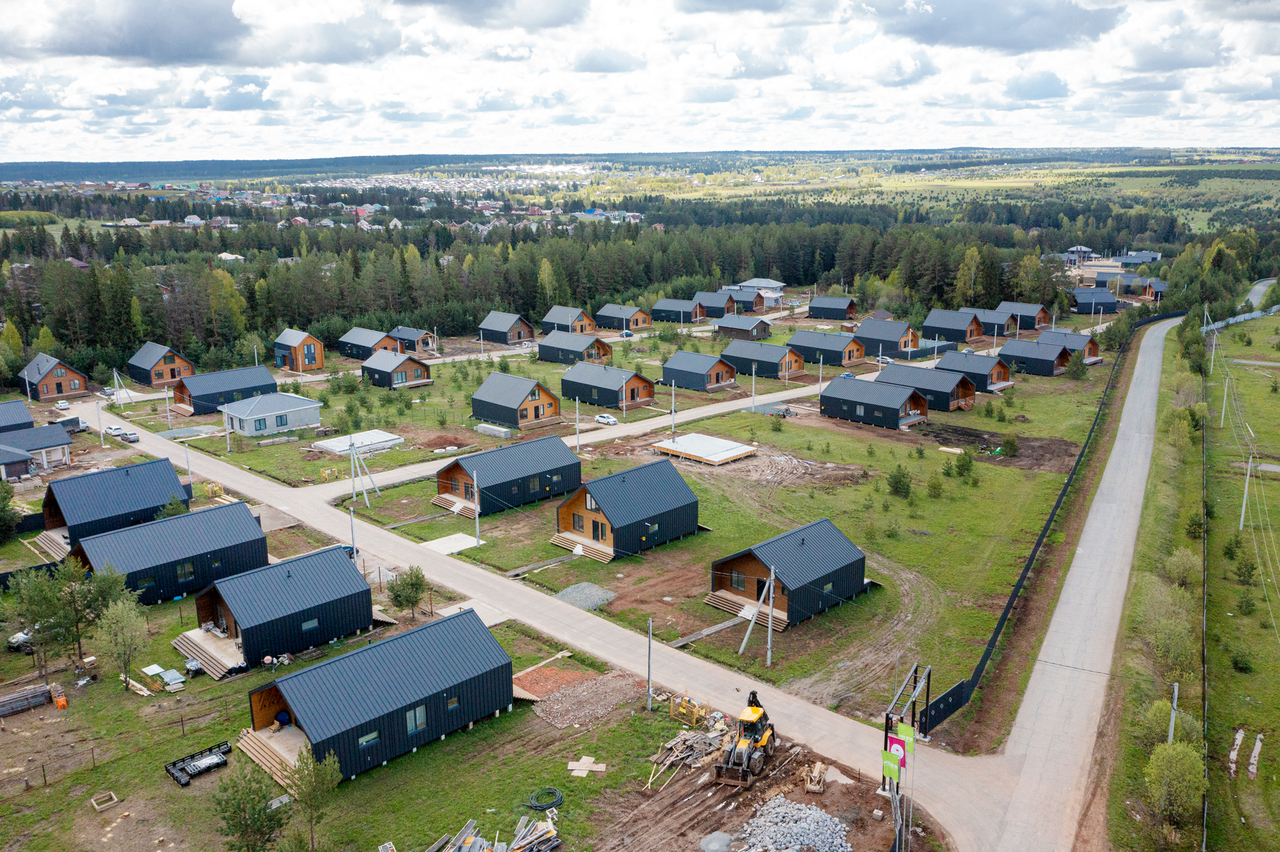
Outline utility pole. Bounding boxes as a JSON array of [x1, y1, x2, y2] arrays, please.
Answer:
[[165, 388, 171, 430], [224, 410, 231, 452], [575, 397, 580, 452], [184, 442, 191, 478], [670, 381, 675, 437], [253, 345, 258, 367], [96, 401, 104, 448], [1221, 376, 1230, 428], [818, 354, 823, 388], [349, 506, 356, 555], [1167, 682, 1179, 744], [766, 566, 775, 667], [474, 468, 481, 546], [647, 618, 653, 711], [751, 363, 756, 412], [1240, 454, 1253, 531]]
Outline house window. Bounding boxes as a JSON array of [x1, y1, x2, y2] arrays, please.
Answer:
[[447, 697, 459, 710], [301, 618, 318, 631], [823, 582, 834, 594], [303, 343, 316, 365], [154, 370, 164, 380], [211, 559, 222, 571], [53, 367, 66, 378], [450, 477, 459, 494], [70, 380, 80, 390], [238, 418, 245, 431], [406, 705, 427, 734], [519, 408, 529, 420], [572, 513, 584, 532], [42, 384, 48, 394], [730, 570, 745, 591], [529, 387, 540, 401], [528, 475, 540, 491], [585, 493, 598, 512], [413, 368, 423, 379], [138, 576, 156, 589], [276, 414, 288, 427], [176, 562, 195, 583], [647, 522, 659, 534], [393, 371, 407, 384], [163, 354, 175, 365], [551, 473, 562, 483], [855, 404, 865, 416], [254, 418, 267, 432], [358, 730, 380, 748], [591, 388, 598, 399], [511, 485, 519, 494]]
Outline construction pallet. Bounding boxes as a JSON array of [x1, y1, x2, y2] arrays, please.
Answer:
[[0, 684, 51, 718]]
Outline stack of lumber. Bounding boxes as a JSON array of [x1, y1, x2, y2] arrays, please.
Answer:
[[424, 816, 560, 852], [0, 684, 51, 718], [646, 730, 728, 789]]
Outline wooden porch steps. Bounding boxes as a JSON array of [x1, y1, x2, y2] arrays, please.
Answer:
[[35, 531, 69, 561], [550, 533, 613, 563], [236, 728, 293, 789], [430, 494, 477, 519], [171, 632, 234, 680], [172, 404, 195, 418], [703, 590, 787, 632]]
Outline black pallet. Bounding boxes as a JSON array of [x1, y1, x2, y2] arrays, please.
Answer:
[[165, 741, 232, 786]]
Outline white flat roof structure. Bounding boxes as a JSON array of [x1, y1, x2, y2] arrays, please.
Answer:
[[313, 429, 404, 455], [652, 433, 757, 466]]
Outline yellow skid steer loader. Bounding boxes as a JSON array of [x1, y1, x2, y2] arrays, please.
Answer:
[[714, 691, 776, 788]]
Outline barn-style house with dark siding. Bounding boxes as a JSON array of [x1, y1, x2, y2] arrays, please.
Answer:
[[786, 330, 864, 367], [432, 436, 581, 518], [661, 351, 736, 392], [71, 500, 265, 605], [540, 306, 595, 335], [875, 363, 976, 412], [560, 362, 655, 411], [1038, 330, 1101, 364], [240, 609, 512, 785], [0, 400, 33, 434], [552, 459, 698, 562], [186, 545, 371, 677], [713, 315, 772, 341], [820, 376, 927, 430], [1071, 288, 1118, 314], [719, 341, 805, 380], [650, 299, 704, 324], [853, 318, 919, 359], [45, 459, 189, 549], [594, 304, 652, 332], [922, 309, 983, 344], [360, 351, 433, 389], [19, 354, 89, 402], [478, 311, 535, 345], [807, 296, 858, 321], [693, 292, 735, 319], [971, 309, 1018, 338], [934, 351, 1013, 393], [337, 327, 399, 361], [389, 326, 436, 355], [538, 331, 611, 365], [127, 342, 195, 389], [720, 287, 765, 313], [707, 518, 868, 629], [997, 340, 1071, 376], [174, 366, 277, 415], [471, 373, 560, 430], [996, 301, 1050, 330]]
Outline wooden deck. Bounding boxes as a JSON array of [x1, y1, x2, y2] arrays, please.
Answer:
[[550, 532, 613, 563], [703, 590, 787, 632], [172, 627, 243, 679], [430, 493, 477, 519], [237, 726, 305, 788]]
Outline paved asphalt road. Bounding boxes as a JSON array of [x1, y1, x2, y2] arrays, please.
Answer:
[[1246, 277, 1275, 309], [67, 316, 1179, 852]]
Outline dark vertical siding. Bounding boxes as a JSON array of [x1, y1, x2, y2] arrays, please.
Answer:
[[561, 378, 620, 409], [470, 398, 520, 429], [127, 538, 269, 606], [611, 502, 699, 558], [126, 362, 152, 386], [720, 353, 781, 379], [69, 502, 191, 549], [662, 366, 707, 391], [240, 586, 372, 667], [189, 382, 277, 415], [479, 462, 581, 516], [785, 557, 865, 624], [362, 366, 392, 388], [539, 344, 584, 365], [922, 324, 968, 343], [820, 395, 899, 429]]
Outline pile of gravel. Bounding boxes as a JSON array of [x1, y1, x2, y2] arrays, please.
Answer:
[[737, 796, 852, 852], [554, 582, 616, 611], [534, 671, 645, 729]]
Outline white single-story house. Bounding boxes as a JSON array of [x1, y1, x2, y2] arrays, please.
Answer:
[[218, 393, 323, 438]]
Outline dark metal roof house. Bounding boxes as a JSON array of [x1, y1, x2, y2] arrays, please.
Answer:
[[719, 340, 805, 380], [245, 609, 512, 781], [1037, 330, 1101, 363], [997, 340, 1071, 376], [560, 362, 655, 411], [19, 354, 89, 402], [127, 342, 195, 388], [970, 309, 1018, 338], [922, 309, 983, 343], [538, 331, 611, 365], [650, 299, 704, 324], [45, 458, 189, 549], [337, 327, 398, 361], [786, 330, 864, 366], [540, 306, 595, 335], [594, 304, 652, 331], [807, 296, 858, 320], [0, 400, 33, 434], [0, 424, 73, 469], [72, 501, 267, 605], [819, 376, 927, 430], [996, 302, 1050, 330], [434, 435, 581, 517], [713, 315, 771, 341], [1143, 279, 1169, 299], [478, 311, 535, 345], [934, 351, 1013, 393], [853, 318, 919, 358], [1072, 288, 1117, 314], [196, 545, 370, 672], [693, 292, 735, 319], [471, 373, 560, 430], [719, 287, 765, 313], [660, 351, 736, 392], [875, 363, 976, 411], [389, 326, 436, 354], [360, 351, 433, 389], [174, 366, 277, 415], [709, 519, 868, 628], [554, 459, 699, 561]]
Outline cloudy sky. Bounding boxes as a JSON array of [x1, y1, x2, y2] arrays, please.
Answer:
[[0, 0, 1277, 162]]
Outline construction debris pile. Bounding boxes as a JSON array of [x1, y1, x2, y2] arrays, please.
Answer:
[[646, 729, 728, 788], [736, 796, 853, 852], [425, 816, 559, 852], [534, 671, 644, 729]]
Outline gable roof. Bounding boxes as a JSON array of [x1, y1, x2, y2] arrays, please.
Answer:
[[596, 304, 644, 320], [1036, 331, 1096, 352], [562, 361, 641, 392], [19, 353, 71, 384], [936, 351, 1002, 374], [651, 298, 696, 312], [76, 501, 263, 576], [721, 340, 794, 364], [273, 609, 510, 744], [0, 400, 33, 431], [128, 341, 181, 371], [447, 435, 578, 485], [580, 459, 696, 527], [867, 309, 894, 321], [1147, 279, 1168, 293], [473, 372, 550, 408], [998, 339, 1069, 361], [875, 363, 968, 394], [478, 311, 528, 332], [214, 545, 365, 630], [923, 308, 979, 331], [735, 277, 786, 289], [339, 327, 390, 347], [1072, 287, 1116, 302], [713, 518, 864, 590], [540, 331, 599, 352], [49, 459, 185, 527], [809, 296, 855, 312], [0, 425, 73, 452], [693, 291, 733, 309], [821, 376, 916, 408], [997, 301, 1047, 318], [274, 329, 312, 348], [714, 315, 770, 331], [853, 317, 911, 342], [541, 306, 587, 325], [219, 392, 321, 419], [971, 308, 1016, 325], [362, 350, 427, 373], [389, 325, 428, 341], [663, 350, 731, 374], [180, 366, 276, 398], [0, 446, 32, 465], [787, 329, 858, 351]]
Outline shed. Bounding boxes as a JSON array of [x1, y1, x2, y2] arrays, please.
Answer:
[[70, 501, 266, 606], [875, 363, 976, 411], [540, 306, 595, 335], [594, 304, 652, 332], [337, 327, 398, 361], [934, 351, 1013, 393], [786, 330, 864, 367], [0, 446, 34, 480], [433, 435, 581, 517], [561, 362, 655, 411], [361, 351, 433, 389], [273, 329, 324, 372], [192, 545, 370, 674], [1072, 288, 1117, 314], [478, 311, 535, 345], [807, 296, 858, 320], [1143, 279, 1168, 300], [174, 366, 277, 416], [389, 326, 436, 355], [538, 331, 611, 365], [220, 393, 323, 437], [719, 287, 765, 313], [553, 459, 698, 562], [713, 315, 772, 341], [471, 373, 560, 430], [44, 458, 188, 548], [922, 309, 983, 343], [853, 318, 919, 359], [0, 425, 73, 469], [971, 309, 1018, 338], [127, 342, 194, 388], [719, 340, 805, 380], [19, 354, 89, 402], [819, 377, 927, 430], [243, 610, 512, 782], [996, 302, 1050, 330], [709, 519, 867, 628], [660, 351, 736, 392], [1037, 330, 1101, 364], [693, 292, 735, 319], [650, 299, 704, 324], [0, 400, 33, 434], [997, 340, 1071, 376]]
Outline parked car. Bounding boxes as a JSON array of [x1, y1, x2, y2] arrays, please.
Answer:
[[620, 330, 634, 338], [962, 348, 975, 354], [98, 388, 115, 398], [54, 400, 69, 411], [105, 425, 123, 437], [875, 356, 894, 366], [8, 625, 35, 652], [839, 372, 854, 378], [121, 431, 140, 443], [594, 413, 619, 426]]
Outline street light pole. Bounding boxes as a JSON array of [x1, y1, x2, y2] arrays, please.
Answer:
[[96, 401, 104, 448]]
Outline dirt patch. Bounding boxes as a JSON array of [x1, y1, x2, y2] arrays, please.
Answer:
[[394, 423, 480, 450], [916, 423, 1080, 474], [265, 524, 338, 559], [533, 671, 646, 729], [513, 665, 597, 700], [71, 794, 193, 852]]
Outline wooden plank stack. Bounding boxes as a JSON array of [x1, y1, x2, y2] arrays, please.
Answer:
[[425, 816, 560, 852], [0, 684, 51, 718], [646, 730, 728, 789]]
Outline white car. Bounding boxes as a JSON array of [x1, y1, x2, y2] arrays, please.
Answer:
[[595, 413, 619, 426], [105, 425, 123, 437], [875, 356, 894, 366], [54, 400, 70, 411]]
